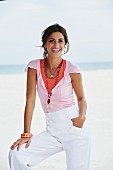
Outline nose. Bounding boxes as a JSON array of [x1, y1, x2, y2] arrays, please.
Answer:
[[54, 41, 59, 48]]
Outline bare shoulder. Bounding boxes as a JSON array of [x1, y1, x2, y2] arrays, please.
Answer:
[[69, 72, 82, 82], [27, 67, 37, 79], [26, 68, 37, 100]]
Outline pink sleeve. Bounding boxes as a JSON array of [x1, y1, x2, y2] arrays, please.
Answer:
[[68, 61, 81, 73], [25, 59, 39, 72]]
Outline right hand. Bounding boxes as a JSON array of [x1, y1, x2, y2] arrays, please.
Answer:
[[10, 137, 31, 151]]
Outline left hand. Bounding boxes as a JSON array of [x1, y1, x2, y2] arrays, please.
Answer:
[[71, 115, 86, 128]]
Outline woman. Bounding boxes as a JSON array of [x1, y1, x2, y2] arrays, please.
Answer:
[[9, 24, 91, 170]]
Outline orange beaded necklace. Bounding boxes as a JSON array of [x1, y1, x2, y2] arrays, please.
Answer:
[[44, 58, 63, 108], [40, 58, 66, 109]]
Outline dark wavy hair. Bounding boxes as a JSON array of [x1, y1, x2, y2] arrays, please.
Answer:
[[41, 24, 70, 57]]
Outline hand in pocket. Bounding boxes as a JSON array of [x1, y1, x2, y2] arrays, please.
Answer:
[[71, 116, 85, 128]]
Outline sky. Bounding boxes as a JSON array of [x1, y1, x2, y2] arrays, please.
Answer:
[[0, 0, 113, 64]]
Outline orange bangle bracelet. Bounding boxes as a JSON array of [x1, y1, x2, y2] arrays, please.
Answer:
[[20, 133, 33, 138]]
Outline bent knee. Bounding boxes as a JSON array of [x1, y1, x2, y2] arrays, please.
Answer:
[[9, 148, 27, 168], [9, 149, 20, 162]]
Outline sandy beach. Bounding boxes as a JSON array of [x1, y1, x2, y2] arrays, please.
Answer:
[[0, 70, 113, 170]]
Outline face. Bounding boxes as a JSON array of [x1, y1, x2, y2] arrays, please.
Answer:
[[44, 32, 66, 58]]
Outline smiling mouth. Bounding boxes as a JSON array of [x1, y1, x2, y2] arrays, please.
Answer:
[[51, 49, 61, 53]]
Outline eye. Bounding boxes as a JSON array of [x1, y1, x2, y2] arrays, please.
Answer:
[[58, 39, 64, 43], [48, 39, 54, 42]]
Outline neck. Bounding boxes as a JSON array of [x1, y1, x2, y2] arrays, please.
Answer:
[[47, 57, 62, 70]]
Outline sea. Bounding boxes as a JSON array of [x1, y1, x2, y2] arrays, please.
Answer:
[[0, 62, 113, 74]]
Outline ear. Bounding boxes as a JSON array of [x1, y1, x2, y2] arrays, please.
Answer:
[[64, 45, 67, 49]]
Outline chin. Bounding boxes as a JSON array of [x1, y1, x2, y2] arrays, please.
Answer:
[[48, 52, 62, 58], [52, 55, 61, 58], [52, 53, 62, 58]]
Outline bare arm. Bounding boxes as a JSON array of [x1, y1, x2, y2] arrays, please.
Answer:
[[70, 73, 87, 127], [10, 67, 37, 150], [24, 67, 37, 133]]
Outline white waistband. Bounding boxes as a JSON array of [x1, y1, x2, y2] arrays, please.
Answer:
[[46, 105, 79, 119]]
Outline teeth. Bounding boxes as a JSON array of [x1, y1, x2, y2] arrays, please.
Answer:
[[52, 49, 60, 53]]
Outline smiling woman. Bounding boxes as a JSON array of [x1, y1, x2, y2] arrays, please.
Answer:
[[8, 23, 91, 170], [42, 24, 70, 58], [44, 32, 66, 59]]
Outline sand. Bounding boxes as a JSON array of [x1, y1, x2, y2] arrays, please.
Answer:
[[0, 70, 113, 170]]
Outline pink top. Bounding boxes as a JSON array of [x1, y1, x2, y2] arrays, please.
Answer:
[[25, 59, 81, 114]]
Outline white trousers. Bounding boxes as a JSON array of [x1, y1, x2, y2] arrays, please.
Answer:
[[9, 105, 91, 170]]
